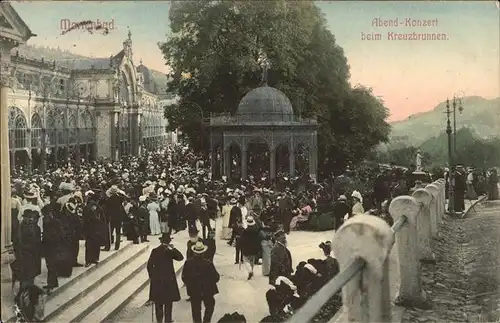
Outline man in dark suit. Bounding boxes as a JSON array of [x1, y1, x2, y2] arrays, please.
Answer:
[[227, 198, 243, 246], [269, 230, 293, 287], [185, 196, 198, 232], [182, 241, 220, 323], [104, 185, 127, 251], [278, 192, 294, 234], [454, 165, 466, 212], [147, 233, 184, 323], [332, 195, 350, 231]]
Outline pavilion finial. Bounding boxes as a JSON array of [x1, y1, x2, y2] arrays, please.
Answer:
[[260, 60, 270, 86]]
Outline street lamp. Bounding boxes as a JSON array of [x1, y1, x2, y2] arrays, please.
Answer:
[[452, 93, 464, 156], [445, 98, 456, 215], [184, 100, 204, 150]]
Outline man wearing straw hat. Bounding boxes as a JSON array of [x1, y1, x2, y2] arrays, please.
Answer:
[[269, 230, 293, 289], [147, 233, 183, 323], [104, 185, 127, 251], [182, 241, 220, 323]]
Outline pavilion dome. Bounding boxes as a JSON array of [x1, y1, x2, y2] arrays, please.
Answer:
[[236, 85, 294, 120]]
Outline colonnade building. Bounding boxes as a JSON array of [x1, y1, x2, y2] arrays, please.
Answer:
[[4, 18, 176, 173]]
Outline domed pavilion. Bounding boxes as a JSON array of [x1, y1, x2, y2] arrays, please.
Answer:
[[208, 71, 318, 182]]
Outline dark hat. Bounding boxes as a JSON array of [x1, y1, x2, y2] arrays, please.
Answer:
[[159, 233, 172, 243], [188, 227, 199, 236], [274, 229, 286, 238], [319, 241, 332, 252]]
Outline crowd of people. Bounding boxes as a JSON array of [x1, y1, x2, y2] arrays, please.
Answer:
[[8, 142, 498, 322]]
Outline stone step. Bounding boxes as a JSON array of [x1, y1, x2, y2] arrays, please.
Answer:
[[83, 251, 185, 323], [3, 240, 136, 323], [46, 242, 150, 323]]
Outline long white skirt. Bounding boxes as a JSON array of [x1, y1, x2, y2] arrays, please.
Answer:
[[149, 212, 161, 235]]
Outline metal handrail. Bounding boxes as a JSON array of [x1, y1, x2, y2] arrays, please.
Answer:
[[287, 215, 407, 323]]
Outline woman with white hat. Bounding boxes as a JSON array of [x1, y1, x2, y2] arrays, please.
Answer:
[[220, 197, 234, 240], [351, 191, 364, 216], [147, 194, 162, 235]]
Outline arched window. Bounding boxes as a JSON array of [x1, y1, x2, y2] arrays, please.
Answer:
[[46, 108, 56, 146], [8, 107, 28, 149], [31, 113, 43, 148]]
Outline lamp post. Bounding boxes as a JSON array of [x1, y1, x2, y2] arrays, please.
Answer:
[[445, 98, 456, 214], [452, 94, 464, 156], [185, 101, 204, 150]]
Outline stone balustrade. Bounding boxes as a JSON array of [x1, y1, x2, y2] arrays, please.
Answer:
[[321, 178, 446, 323]]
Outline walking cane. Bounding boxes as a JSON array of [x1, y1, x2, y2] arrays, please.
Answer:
[[151, 302, 154, 323]]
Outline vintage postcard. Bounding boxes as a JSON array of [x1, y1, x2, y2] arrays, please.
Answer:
[[0, 1, 499, 323]]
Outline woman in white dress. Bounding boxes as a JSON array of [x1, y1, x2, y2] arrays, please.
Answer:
[[221, 198, 236, 240], [351, 190, 365, 216], [147, 194, 161, 235]]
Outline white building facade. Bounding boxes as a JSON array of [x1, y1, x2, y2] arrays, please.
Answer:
[[3, 6, 176, 173]]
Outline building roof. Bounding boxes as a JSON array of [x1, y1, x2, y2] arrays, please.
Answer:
[[236, 85, 294, 121]]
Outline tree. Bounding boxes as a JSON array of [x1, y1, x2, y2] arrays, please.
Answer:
[[161, 0, 390, 173]]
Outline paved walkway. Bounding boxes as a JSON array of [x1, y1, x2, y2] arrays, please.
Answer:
[[404, 198, 500, 323], [117, 226, 336, 323]]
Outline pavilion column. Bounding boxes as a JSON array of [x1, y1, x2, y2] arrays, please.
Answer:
[[210, 136, 216, 179], [84, 144, 89, 162], [223, 147, 231, 178], [40, 128, 47, 172], [210, 150, 216, 179], [270, 146, 276, 180], [289, 140, 295, 178], [241, 146, 248, 181], [309, 137, 318, 182], [219, 152, 224, 178], [1, 62, 13, 254]]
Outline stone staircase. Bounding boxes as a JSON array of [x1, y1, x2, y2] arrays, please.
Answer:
[[3, 238, 184, 323]]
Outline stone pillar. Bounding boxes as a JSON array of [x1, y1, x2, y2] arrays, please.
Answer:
[[436, 179, 446, 221], [289, 140, 295, 178], [10, 149, 15, 172], [332, 215, 394, 322], [40, 128, 47, 172], [130, 108, 141, 156], [75, 111, 81, 169], [425, 184, 439, 237], [223, 147, 231, 178], [270, 146, 276, 180], [83, 144, 89, 162], [412, 188, 435, 263], [241, 146, 248, 181], [389, 196, 429, 308], [95, 109, 117, 160], [64, 109, 70, 163], [0, 62, 13, 254]]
